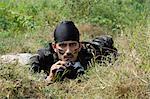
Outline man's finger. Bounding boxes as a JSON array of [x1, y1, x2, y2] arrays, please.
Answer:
[[51, 65, 66, 73], [55, 61, 67, 66], [51, 68, 57, 74]]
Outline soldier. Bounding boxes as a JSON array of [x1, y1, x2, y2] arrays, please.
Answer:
[[30, 21, 118, 82]]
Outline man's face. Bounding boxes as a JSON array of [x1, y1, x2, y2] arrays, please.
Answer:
[[52, 41, 82, 62]]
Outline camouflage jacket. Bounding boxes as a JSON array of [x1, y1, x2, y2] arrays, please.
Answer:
[[30, 35, 118, 78]]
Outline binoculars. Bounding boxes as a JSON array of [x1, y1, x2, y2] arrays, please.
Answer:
[[55, 61, 76, 81]]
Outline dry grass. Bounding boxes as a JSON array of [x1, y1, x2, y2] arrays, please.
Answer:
[[0, 0, 149, 98], [1, 58, 149, 98], [78, 24, 106, 40], [0, 24, 150, 98]]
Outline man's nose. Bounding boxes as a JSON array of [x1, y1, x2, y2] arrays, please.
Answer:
[[66, 52, 72, 56], [65, 46, 72, 53]]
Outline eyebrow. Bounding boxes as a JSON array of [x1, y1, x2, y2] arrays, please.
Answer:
[[69, 42, 77, 45], [58, 42, 77, 44], [58, 43, 67, 45]]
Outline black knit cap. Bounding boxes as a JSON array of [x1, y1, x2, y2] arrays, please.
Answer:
[[54, 21, 80, 43]]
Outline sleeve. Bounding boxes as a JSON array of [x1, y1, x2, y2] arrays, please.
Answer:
[[29, 48, 54, 74], [29, 54, 41, 73]]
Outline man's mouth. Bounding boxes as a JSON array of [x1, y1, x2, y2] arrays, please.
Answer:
[[64, 55, 73, 60], [64, 56, 73, 58]]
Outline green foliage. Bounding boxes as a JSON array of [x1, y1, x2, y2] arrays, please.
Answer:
[[1, 0, 149, 34], [0, 4, 35, 33], [88, 0, 149, 33], [0, 0, 60, 35]]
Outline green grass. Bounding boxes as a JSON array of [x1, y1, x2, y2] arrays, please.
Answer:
[[0, 0, 150, 98]]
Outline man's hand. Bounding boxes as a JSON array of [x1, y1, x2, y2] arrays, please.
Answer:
[[46, 61, 67, 82]]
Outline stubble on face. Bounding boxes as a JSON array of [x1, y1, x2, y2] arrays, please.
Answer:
[[55, 42, 80, 62], [57, 48, 79, 61]]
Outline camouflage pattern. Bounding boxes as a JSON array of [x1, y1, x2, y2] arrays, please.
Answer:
[[30, 35, 118, 78]]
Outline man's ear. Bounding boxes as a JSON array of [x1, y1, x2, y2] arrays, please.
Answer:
[[78, 42, 82, 51], [52, 43, 57, 52]]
